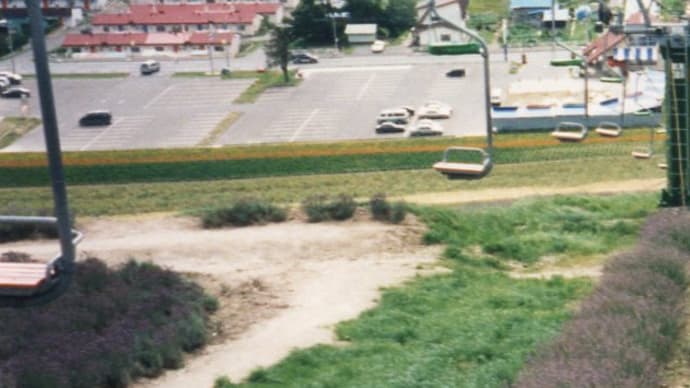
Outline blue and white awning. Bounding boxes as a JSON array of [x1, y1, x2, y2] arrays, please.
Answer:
[[612, 46, 658, 64]]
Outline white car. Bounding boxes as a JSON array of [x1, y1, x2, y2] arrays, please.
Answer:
[[376, 121, 406, 134], [376, 107, 413, 124], [409, 119, 443, 137], [371, 40, 386, 53], [417, 101, 453, 119], [0, 71, 22, 85]]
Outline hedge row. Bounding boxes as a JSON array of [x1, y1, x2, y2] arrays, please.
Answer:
[[516, 209, 690, 387], [0, 142, 650, 188]]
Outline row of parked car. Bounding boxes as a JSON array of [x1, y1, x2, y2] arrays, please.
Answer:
[[375, 101, 453, 136], [0, 71, 30, 99]]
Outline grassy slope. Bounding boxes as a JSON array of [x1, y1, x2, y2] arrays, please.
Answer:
[[0, 155, 664, 216], [215, 193, 656, 387]]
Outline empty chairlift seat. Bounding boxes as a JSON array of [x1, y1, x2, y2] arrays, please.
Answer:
[[0, 217, 82, 301], [631, 147, 653, 159], [433, 147, 492, 179], [552, 122, 588, 142], [595, 121, 622, 137]]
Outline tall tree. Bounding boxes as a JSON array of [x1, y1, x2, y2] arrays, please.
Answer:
[[381, 0, 416, 38], [265, 25, 293, 83], [289, 0, 332, 45]]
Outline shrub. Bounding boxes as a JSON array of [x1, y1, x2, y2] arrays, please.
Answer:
[[302, 194, 357, 222], [0, 257, 215, 388], [515, 210, 690, 387], [369, 193, 406, 224], [202, 199, 286, 228]]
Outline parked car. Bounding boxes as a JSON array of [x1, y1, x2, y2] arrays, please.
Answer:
[[417, 101, 452, 119], [446, 68, 466, 78], [292, 52, 318, 64], [370, 40, 386, 53], [1, 87, 29, 98], [0, 71, 22, 85], [140, 60, 160, 75], [79, 110, 112, 126], [409, 119, 443, 137], [376, 107, 413, 124], [376, 121, 406, 134], [0, 77, 10, 90]]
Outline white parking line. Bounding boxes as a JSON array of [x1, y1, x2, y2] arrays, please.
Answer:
[[143, 85, 174, 109], [356, 74, 376, 101], [290, 109, 319, 142], [79, 117, 125, 151]]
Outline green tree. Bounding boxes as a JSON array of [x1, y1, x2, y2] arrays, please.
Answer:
[[265, 25, 293, 83], [381, 0, 416, 38], [289, 0, 332, 45]]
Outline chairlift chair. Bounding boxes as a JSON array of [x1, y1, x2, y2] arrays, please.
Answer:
[[0, 217, 82, 307], [552, 121, 588, 142], [433, 147, 493, 179], [595, 121, 622, 137]]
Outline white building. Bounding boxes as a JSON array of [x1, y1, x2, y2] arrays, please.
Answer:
[[414, 0, 468, 46], [344, 23, 377, 43]]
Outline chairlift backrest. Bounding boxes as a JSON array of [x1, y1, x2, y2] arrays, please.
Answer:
[[552, 121, 588, 142]]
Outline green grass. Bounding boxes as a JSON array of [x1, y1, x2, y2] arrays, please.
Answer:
[[21, 72, 130, 79], [0, 132, 666, 188], [0, 155, 664, 216], [233, 70, 301, 103], [0, 117, 40, 149], [218, 272, 590, 388], [468, 0, 509, 16], [215, 193, 661, 387], [419, 193, 655, 264]]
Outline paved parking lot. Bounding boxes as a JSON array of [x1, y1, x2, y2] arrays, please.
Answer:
[[0, 51, 568, 152], [223, 63, 487, 145], [0, 76, 252, 152]]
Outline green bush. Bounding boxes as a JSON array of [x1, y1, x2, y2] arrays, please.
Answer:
[[369, 193, 406, 224], [202, 199, 286, 228], [302, 194, 357, 222]]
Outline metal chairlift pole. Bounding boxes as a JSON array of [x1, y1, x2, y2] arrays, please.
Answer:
[[453, 23, 493, 152], [556, 39, 589, 127], [26, 0, 75, 290]]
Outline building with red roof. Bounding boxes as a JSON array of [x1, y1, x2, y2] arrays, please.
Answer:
[[60, 2, 286, 59], [91, 3, 283, 36]]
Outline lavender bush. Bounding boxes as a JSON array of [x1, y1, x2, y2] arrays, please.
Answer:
[[0, 257, 217, 388], [516, 209, 690, 387]]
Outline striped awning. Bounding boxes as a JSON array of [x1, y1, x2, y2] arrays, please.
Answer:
[[612, 46, 658, 64]]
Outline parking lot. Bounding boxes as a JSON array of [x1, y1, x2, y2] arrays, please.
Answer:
[[0, 75, 253, 152], [0, 51, 566, 152]]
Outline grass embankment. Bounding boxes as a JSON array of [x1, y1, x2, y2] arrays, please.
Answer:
[[0, 117, 40, 149], [0, 129, 665, 188], [215, 194, 656, 387], [173, 70, 267, 79]]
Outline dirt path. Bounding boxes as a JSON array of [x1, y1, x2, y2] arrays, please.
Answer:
[[0, 211, 443, 387], [397, 178, 665, 205]]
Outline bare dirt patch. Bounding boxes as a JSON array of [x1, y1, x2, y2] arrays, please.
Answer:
[[0, 211, 443, 388]]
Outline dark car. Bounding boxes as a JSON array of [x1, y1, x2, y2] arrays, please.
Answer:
[[446, 69, 466, 78], [292, 53, 318, 64], [1, 87, 29, 98], [79, 111, 112, 126]]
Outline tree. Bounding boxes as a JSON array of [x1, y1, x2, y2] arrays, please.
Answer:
[[380, 0, 416, 38], [289, 0, 332, 45], [265, 25, 293, 83]]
